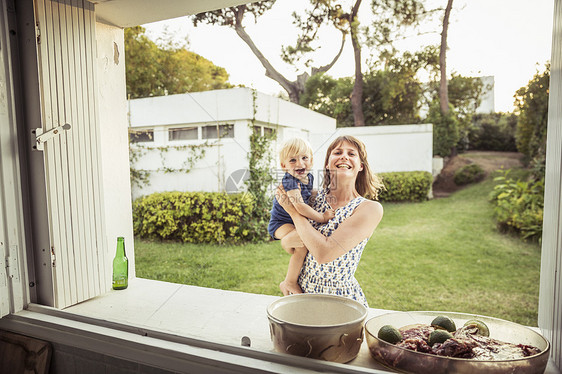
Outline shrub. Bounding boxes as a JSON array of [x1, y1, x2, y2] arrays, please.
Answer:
[[378, 171, 433, 202], [453, 164, 486, 185], [427, 102, 460, 157], [468, 113, 517, 152], [489, 170, 544, 241], [514, 64, 549, 164], [132, 191, 262, 244]]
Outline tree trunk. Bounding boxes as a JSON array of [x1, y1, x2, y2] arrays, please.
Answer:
[[312, 32, 346, 75], [350, 0, 365, 126], [439, 0, 454, 115], [232, 5, 348, 105], [234, 6, 301, 102]]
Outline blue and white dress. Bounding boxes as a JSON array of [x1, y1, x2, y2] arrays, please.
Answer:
[[297, 189, 370, 307]]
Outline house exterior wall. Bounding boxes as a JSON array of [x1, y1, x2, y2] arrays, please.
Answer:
[[129, 90, 433, 200], [129, 87, 334, 134], [308, 124, 433, 178]]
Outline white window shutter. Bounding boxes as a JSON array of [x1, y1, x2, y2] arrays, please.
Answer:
[[34, 0, 109, 309]]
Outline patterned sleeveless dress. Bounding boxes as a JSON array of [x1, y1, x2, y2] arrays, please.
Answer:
[[297, 189, 370, 307]]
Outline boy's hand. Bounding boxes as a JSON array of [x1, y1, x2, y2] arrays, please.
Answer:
[[322, 209, 335, 222]]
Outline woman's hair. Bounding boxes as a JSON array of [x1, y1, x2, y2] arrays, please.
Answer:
[[322, 135, 385, 200], [279, 137, 314, 164]]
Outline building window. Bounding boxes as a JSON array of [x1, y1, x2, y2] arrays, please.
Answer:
[[202, 124, 234, 139], [169, 127, 198, 141], [264, 127, 276, 137], [252, 125, 276, 137], [130, 129, 154, 143]]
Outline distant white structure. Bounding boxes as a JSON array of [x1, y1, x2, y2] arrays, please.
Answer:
[[128, 88, 433, 199], [476, 76, 495, 114], [419, 75, 496, 117]]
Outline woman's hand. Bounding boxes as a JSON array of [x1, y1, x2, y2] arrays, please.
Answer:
[[275, 185, 298, 216]]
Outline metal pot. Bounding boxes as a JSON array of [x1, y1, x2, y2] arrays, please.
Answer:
[[365, 311, 551, 374], [267, 294, 367, 363]]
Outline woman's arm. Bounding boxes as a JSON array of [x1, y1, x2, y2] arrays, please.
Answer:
[[286, 189, 330, 222], [276, 187, 383, 264]]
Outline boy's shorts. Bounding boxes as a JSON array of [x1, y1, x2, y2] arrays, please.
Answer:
[[268, 218, 293, 240]]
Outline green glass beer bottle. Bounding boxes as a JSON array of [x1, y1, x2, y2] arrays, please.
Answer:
[[112, 237, 128, 290]]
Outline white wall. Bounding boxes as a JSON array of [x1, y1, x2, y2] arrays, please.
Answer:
[[129, 89, 337, 199], [131, 120, 254, 198], [129, 87, 337, 133], [131, 122, 433, 199], [476, 76, 496, 114], [129, 89, 432, 199], [96, 23, 135, 276], [309, 124, 434, 178]]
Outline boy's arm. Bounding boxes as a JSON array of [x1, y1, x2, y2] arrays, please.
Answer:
[[308, 189, 318, 206], [286, 189, 329, 222]]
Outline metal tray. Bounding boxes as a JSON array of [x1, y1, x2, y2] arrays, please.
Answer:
[[365, 311, 550, 374]]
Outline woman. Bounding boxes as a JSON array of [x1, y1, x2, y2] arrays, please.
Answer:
[[275, 135, 384, 307]]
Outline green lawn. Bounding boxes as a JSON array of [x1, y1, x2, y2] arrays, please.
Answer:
[[134, 175, 541, 326]]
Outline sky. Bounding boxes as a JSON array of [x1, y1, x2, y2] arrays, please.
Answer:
[[143, 0, 554, 113]]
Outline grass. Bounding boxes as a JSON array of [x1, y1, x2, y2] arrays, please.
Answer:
[[135, 174, 541, 326]]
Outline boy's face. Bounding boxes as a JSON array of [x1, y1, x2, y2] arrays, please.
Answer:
[[281, 153, 312, 179]]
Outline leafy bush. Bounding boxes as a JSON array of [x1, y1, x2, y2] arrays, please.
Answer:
[[427, 102, 460, 157], [378, 171, 433, 202], [489, 170, 544, 241], [454, 164, 486, 185], [468, 113, 517, 151], [132, 191, 262, 244], [514, 64, 549, 165]]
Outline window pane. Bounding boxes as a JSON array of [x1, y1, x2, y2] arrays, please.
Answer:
[[130, 130, 154, 143], [220, 124, 234, 138], [264, 127, 276, 137], [202, 125, 218, 139], [202, 125, 234, 139], [169, 127, 198, 141], [253, 125, 262, 136]]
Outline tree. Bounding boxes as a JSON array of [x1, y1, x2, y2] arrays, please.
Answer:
[[300, 49, 432, 127], [428, 101, 459, 157], [362, 0, 432, 126], [124, 26, 232, 98], [447, 73, 485, 149], [425, 74, 486, 155], [514, 63, 550, 172], [439, 0, 453, 115], [192, 1, 347, 104], [299, 74, 354, 126]]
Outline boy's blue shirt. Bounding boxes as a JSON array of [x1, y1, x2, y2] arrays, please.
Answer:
[[270, 172, 314, 223]]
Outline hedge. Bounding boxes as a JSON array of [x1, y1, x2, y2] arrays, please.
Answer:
[[132, 191, 258, 244], [133, 172, 433, 243], [378, 171, 433, 202]]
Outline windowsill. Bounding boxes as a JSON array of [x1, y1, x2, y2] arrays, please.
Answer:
[[62, 277, 392, 372], [2, 278, 559, 373]]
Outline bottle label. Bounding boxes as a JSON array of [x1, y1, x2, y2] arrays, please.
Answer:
[[113, 276, 127, 289]]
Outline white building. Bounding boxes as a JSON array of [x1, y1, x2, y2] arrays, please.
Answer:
[[129, 88, 434, 199], [476, 76, 496, 114]]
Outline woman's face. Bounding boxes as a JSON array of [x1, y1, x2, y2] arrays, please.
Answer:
[[326, 141, 363, 182]]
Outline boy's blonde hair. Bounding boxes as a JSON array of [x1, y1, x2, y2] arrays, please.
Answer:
[[279, 137, 314, 165]]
